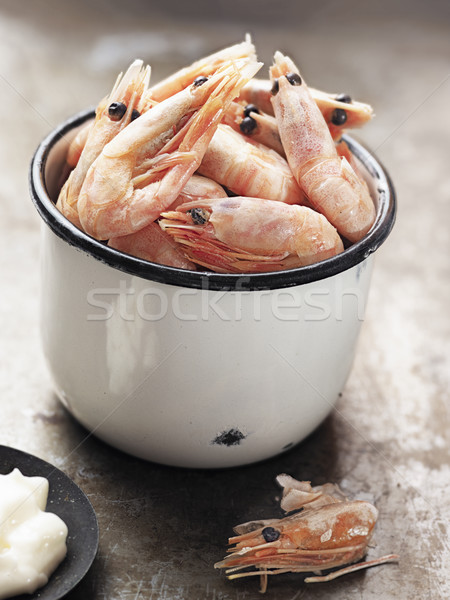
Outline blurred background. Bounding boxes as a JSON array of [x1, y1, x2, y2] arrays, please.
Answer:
[[1, 0, 450, 598]]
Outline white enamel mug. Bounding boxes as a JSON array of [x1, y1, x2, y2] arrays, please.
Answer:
[[30, 110, 395, 468]]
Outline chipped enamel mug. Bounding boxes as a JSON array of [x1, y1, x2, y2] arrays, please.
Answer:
[[30, 109, 395, 468]]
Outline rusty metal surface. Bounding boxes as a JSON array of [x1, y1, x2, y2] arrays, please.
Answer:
[[1, 1, 449, 598]]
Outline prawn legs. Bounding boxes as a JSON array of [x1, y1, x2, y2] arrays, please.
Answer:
[[215, 475, 399, 593]]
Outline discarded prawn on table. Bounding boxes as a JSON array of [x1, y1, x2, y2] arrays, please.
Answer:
[[56, 37, 377, 273], [215, 474, 399, 593]]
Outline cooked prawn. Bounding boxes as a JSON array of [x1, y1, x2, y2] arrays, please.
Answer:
[[170, 174, 227, 207], [215, 475, 398, 593], [61, 38, 257, 168], [198, 124, 304, 204], [239, 77, 374, 140], [222, 101, 285, 156], [144, 36, 256, 103], [270, 52, 375, 242], [78, 59, 261, 240], [57, 59, 150, 229], [108, 175, 226, 269], [159, 196, 343, 273], [108, 223, 194, 269], [66, 121, 92, 169]]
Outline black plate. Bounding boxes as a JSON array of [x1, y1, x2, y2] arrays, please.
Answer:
[[0, 445, 99, 600]]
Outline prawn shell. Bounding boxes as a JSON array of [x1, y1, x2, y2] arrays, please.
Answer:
[[159, 196, 343, 273], [270, 52, 375, 243]]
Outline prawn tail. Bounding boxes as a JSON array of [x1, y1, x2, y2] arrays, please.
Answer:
[[300, 157, 375, 243]]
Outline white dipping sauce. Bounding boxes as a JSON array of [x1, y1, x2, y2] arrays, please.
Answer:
[[0, 468, 68, 599]]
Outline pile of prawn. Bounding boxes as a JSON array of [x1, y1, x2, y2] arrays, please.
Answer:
[[215, 474, 399, 593], [57, 37, 376, 274]]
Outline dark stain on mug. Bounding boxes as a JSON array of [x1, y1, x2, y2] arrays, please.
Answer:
[[212, 428, 246, 446], [282, 442, 294, 450]]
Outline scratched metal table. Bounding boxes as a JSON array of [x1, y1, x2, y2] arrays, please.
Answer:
[[1, 0, 449, 598]]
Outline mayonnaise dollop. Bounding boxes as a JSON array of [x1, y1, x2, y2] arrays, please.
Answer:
[[0, 468, 68, 599]]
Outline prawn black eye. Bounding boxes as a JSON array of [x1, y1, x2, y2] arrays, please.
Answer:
[[193, 76, 208, 87], [271, 78, 279, 95], [331, 108, 348, 126], [131, 109, 140, 121], [243, 104, 260, 117], [335, 93, 352, 104], [108, 102, 127, 121], [187, 207, 209, 225], [286, 72, 302, 86], [240, 116, 257, 135], [262, 527, 281, 543]]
